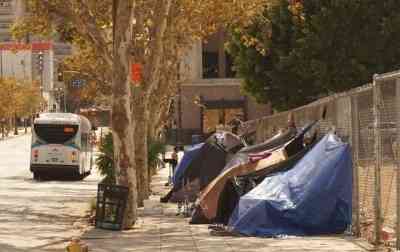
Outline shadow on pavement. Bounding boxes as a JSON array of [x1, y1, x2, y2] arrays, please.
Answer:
[[0, 242, 29, 252]]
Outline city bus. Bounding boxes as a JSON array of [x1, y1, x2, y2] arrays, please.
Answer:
[[30, 113, 94, 180]]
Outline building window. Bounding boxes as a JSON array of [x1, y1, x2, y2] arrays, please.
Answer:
[[201, 99, 246, 134], [203, 108, 244, 134], [202, 51, 219, 78], [0, 22, 10, 29], [202, 30, 236, 79], [0, 0, 11, 7], [226, 54, 236, 78], [202, 32, 219, 79]]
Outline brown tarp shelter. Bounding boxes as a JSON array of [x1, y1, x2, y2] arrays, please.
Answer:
[[191, 122, 316, 223]]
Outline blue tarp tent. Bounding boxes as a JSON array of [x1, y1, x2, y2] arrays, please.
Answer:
[[173, 143, 204, 185], [228, 133, 352, 237]]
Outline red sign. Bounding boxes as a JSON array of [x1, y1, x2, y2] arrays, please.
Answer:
[[131, 63, 142, 85], [0, 42, 53, 51], [32, 42, 53, 51], [0, 43, 31, 51]]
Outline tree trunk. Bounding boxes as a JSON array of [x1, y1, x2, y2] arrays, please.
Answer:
[[133, 100, 150, 207], [149, 98, 171, 139], [112, 74, 137, 229], [112, 0, 137, 229], [112, 65, 138, 228], [13, 114, 18, 135]]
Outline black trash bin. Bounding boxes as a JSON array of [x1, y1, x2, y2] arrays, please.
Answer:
[[95, 183, 129, 231]]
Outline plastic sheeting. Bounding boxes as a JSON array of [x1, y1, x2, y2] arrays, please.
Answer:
[[221, 130, 294, 174], [221, 122, 315, 175], [213, 131, 244, 152], [228, 133, 352, 237], [239, 128, 296, 154], [173, 143, 204, 185]]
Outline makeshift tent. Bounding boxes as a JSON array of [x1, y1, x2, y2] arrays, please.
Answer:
[[229, 133, 352, 237], [191, 122, 317, 224], [212, 143, 316, 225], [161, 131, 243, 203], [212, 131, 246, 153], [172, 143, 204, 185]]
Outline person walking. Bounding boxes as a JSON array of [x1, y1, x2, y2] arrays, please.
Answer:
[[170, 147, 178, 183], [164, 146, 179, 186]]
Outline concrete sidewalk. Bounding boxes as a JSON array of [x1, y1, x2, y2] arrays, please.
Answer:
[[82, 166, 375, 252]]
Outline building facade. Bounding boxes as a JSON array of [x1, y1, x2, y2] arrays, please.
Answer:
[[0, 0, 72, 112], [170, 31, 271, 145], [0, 0, 24, 42]]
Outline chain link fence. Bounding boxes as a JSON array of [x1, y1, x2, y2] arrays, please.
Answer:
[[239, 70, 400, 248]]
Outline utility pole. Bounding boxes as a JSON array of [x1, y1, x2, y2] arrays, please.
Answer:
[[396, 78, 400, 250], [38, 51, 44, 111], [351, 96, 361, 237], [63, 88, 67, 113], [0, 49, 3, 79], [373, 74, 382, 245], [177, 81, 182, 148]]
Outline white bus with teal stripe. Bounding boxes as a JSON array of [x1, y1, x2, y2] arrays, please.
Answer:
[[30, 113, 94, 180]]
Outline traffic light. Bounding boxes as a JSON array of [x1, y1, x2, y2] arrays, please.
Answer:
[[37, 51, 44, 72]]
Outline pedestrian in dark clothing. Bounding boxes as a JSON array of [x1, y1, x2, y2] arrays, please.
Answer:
[[164, 146, 179, 186], [171, 146, 178, 176]]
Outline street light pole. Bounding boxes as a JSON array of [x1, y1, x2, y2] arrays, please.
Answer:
[[63, 86, 67, 113], [1, 49, 3, 79], [61, 70, 89, 113], [38, 51, 44, 111], [178, 81, 182, 147]]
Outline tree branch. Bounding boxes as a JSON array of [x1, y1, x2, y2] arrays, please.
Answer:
[[144, 0, 172, 98], [41, 0, 113, 66]]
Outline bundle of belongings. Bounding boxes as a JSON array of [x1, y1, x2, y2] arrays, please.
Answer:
[[160, 131, 245, 203], [190, 122, 317, 224], [228, 133, 352, 237], [162, 117, 353, 238]]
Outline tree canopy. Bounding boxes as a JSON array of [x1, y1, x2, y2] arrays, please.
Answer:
[[229, 0, 400, 111], [0, 78, 43, 120]]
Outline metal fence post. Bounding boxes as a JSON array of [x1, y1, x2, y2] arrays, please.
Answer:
[[396, 78, 400, 250], [373, 74, 383, 245], [351, 95, 361, 236]]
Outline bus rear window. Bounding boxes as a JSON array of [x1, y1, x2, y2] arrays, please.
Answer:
[[34, 124, 79, 144]]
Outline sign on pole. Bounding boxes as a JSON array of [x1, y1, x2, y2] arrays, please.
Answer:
[[71, 79, 86, 88], [131, 63, 142, 86]]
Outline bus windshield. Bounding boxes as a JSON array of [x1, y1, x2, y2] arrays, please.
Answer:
[[34, 124, 79, 144]]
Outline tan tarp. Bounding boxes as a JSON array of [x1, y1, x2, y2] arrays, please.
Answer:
[[197, 146, 288, 220]]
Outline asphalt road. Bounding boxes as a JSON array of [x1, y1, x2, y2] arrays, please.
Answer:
[[0, 135, 101, 252]]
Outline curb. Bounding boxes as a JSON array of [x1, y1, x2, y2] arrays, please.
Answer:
[[0, 132, 30, 142]]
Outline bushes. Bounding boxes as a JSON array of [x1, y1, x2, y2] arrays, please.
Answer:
[[148, 138, 166, 176], [96, 132, 166, 183], [96, 132, 115, 184]]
